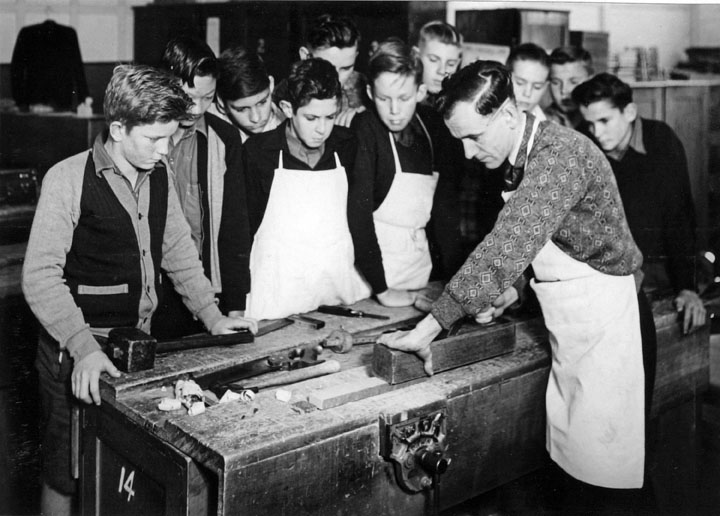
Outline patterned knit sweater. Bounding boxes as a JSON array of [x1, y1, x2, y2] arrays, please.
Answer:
[[432, 121, 643, 328]]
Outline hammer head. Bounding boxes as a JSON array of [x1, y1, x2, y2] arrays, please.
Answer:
[[105, 328, 157, 373]]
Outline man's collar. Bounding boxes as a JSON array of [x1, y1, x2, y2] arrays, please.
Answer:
[[508, 113, 528, 166]]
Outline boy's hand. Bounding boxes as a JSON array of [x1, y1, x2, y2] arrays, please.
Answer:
[[211, 315, 258, 335], [674, 289, 706, 334], [335, 106, 365, 128], [72, 350, 121, 405]]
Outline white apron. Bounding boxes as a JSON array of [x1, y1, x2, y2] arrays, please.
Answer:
[[503, 114, 644, 488], [531, 240, 645, 488], [246, 151, 370, 319], [373, 127, 438, 290]]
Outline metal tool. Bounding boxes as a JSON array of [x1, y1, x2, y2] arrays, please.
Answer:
[[317, 305, 389, 320], [195, 344, 326, 397], [321, 325, 416, 353], [288, 314, 325, 329], [103, 327, 254, 373]]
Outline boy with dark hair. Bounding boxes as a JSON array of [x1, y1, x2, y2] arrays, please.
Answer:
[[506, 42, 550, 120], [414, 20, 463, 107], [209, 46, 284, 142], [23, 64, 257, 516], [573, 73, 706, 334], [349, 38, 462, 308], [157, 37, 255, 337], [275, 14, 368, 127], [242, 58, 369, 319], [546, 45, 593, 128]]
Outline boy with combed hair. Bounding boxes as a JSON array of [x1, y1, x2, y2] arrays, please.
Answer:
[[23, 64, 256, 516], [241, 58, 369, 319]]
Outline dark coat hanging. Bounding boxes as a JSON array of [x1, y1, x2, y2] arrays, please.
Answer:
[[11, 20, 89, 111]]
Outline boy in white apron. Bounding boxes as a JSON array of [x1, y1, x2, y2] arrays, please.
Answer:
[[242, 58, 369, 320], [380, 61, 650, 512], [349, 38, 447, 309]]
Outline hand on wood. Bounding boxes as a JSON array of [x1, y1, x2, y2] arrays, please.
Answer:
[[211, 315, 258, 335], [475, 287, 518, 324], [377, 314, 442, 376], [72, 350, 121, 405]]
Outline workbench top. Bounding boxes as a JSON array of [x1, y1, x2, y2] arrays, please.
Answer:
[[99, 297, 697, 485]]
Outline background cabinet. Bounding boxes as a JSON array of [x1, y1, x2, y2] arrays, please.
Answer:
[[454, 9, 569, 50], [133, 1, 445, 80], [633, 80, 720, 251]]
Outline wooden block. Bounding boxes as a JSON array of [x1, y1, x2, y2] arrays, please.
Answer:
[[372, 321, 516, 384], [306, 367, 392, 410]]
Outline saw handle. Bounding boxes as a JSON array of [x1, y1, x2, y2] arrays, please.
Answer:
[[243, 359, 341, 390]]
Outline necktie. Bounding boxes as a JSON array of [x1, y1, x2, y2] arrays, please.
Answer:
[[503, 112, 536, 192]]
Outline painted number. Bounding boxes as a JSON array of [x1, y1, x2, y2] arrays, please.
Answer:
[[117, 466, 136, 502]]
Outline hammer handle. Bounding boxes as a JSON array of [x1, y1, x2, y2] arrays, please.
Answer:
[[243, 360, 341, 390], [156, 330, 254, 353]]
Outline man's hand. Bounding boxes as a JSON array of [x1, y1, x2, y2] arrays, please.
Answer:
[[674, 289, 706, 334], [377, 288, 418, 308], [377, 314, 442, 376], [72, 350, 121, 405], [335, 106, 365, 128], [474, 287, 519, 324], [211, 315, 258, 335]]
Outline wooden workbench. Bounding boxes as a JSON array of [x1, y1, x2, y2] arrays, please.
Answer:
[[81, 298, 709, 516]]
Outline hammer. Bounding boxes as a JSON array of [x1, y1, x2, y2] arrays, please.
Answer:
[[104, 327, 254, 373]]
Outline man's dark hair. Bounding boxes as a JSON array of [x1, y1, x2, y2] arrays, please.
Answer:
[[368, 37, 423, 86], [286, 58, 341, 111], [572, 72, 634, 111], [549, 46, 593, 75], [306, 14, 360, 51], [217, 47, 270, 102], [104, 65, 193, 130], [162, 36, 218, 87], [436, 60, 515, 119], [507, 43, 550, 69]]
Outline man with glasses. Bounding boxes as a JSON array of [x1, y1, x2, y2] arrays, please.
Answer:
[[380, 60, 652, 513]]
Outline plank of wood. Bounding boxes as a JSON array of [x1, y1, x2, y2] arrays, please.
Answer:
[[302, 366, 423, 410], [372, 320, 517, 384]]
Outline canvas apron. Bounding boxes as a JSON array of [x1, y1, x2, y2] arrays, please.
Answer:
[[373, 122, 439, 290], [246, 151, 370, 319], [530, 242, 645, 488], [504, 114, 645, 488]]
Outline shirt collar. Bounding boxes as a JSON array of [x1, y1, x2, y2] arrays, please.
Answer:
[[285, 121, 325, 166], [177, 114, 207, 142], [628, 117, 645, 155], [92, 129, 160, 178], [508, 113, 527, 166], [607, 117, 645, 161]]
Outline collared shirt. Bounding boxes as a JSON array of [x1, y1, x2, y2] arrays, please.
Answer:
[[207, 102, 285, 144], [285, 122, 324, 168], [22, 133, 223, 362], [607, 117, 646, 162], [169, 117, 207, 253]]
